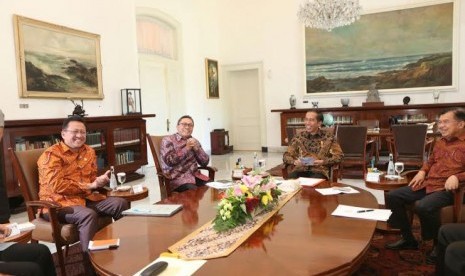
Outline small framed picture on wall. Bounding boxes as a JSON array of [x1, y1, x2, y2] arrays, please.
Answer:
[[205, 58, 219, 99]]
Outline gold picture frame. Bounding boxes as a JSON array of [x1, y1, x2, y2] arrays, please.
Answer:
[[13, 15, 104, 99], [205, 58, 219, 99]]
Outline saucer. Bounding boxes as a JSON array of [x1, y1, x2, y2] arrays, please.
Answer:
[[116, 185, 131, 192]]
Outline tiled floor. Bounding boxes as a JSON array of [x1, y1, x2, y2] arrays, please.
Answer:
[[10, 150, 384, 253]]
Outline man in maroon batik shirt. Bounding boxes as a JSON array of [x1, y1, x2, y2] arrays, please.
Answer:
[[160, 115, 210, 193], [385, 108, 465, 261]]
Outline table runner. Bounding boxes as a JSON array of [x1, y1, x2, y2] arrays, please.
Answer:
[[168, 187, 301, 260]]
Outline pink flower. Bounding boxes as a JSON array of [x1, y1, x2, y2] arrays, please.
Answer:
[[260, 181, 277, 192], [233, 185, 244, 196], [241, 175, 262, 188]]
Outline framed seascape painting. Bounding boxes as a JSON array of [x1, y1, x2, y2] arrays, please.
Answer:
[[13, 15, 104, 99], [304, 1, 456, 94], [205, 58, 219, 99]]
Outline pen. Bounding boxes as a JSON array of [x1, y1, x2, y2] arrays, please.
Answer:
[[357, 209, 374, 213]]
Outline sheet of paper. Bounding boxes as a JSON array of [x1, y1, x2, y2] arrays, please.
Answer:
[[331, 204, 392, 221], [133, 256, 206, 276], [206, 181, 234, 189], [298, 177, 325, 187], [7, 223, 20, 237], [277, 180, 300, 192], [132, 184, 144, 194], [315, 186, 360, 195]]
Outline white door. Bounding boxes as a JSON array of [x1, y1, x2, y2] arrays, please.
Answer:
[[230, 69, 261, 150], [139, 59, 170, 167], [139, 59, 170, 136]]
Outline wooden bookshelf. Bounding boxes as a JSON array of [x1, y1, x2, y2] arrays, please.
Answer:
[[0, 114, 155, 198], [271, 103, 465, 146]]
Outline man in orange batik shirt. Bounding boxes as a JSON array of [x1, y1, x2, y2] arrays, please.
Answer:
[[38, 116, 129, 262]]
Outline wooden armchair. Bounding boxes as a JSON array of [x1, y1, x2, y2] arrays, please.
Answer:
[[387, 124, 430, 169], [8, 148, 111, 276], [336, 125, 374, 179], [147, 134, 217, 199]]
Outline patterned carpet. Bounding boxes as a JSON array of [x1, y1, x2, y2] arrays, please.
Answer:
[[355, 225, 435, 276]]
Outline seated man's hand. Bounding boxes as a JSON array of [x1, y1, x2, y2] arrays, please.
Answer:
[[0, 224, 12, 238], [293, 159, 303, 167], [186, 138, 200, 151], [445, 175, 459, 191], [313, 159, 324, 166], [90, 170, 110, 189], [409, 170, 426, 191]]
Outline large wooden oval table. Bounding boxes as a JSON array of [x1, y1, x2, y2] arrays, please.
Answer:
[[89, 181, 378, 276]]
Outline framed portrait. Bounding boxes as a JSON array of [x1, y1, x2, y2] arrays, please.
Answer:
[[205, 58, 219, 99], [13, 15, 104, 99], [304, 1, 456, 94]]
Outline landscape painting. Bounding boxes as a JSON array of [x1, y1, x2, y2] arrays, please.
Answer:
[[14, 15, 103, 99], [305, 2, 454, 94]]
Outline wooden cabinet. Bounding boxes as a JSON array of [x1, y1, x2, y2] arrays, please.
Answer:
[[0, 114, 155, 198], [210, 130, 233, 155], [272, 103, 465, 146]]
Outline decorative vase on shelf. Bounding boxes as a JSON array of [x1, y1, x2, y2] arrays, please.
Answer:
[[340, 98, 350, 107], [403, 96, 410, 105], [289, 95, 296, 109]]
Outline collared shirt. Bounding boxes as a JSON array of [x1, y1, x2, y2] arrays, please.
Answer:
[[160, 133, 210, 190], [283, 128, 343, 179], [421, 132, 465, 193], [38, 142, 102, 208]]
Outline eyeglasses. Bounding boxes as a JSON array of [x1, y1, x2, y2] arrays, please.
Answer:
[[437, 119, 458, 126], [64, 129, 87, 135], [179, 123, 194, 128]]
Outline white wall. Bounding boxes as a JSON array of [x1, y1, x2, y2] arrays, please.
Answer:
[[0, 0, 140, 119]]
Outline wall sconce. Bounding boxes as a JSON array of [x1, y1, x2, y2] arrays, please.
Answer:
[[121, 88, 142, 115]]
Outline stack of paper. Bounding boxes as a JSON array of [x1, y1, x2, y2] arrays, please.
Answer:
[[122, 204, 183, 217], [6, 222, 36, 237], [206, 180, 234, 189], [88, 238, 120, 250], [315, 186, 359, 195], [331, 204, 392, 221], [298, 177, 325, 187]]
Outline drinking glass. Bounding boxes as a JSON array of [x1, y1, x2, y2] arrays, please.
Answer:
[[394, 162, 404, 178], [433, 90, 440, 103], [117, 172, 126, 187]]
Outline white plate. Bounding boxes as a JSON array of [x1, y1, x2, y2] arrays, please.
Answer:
[[116, 185, 131, 192]]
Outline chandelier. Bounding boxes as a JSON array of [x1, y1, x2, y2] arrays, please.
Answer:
[[297, 0, 362, 32]]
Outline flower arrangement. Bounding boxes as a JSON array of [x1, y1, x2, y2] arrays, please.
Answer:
[[213, 174, 282, 232]]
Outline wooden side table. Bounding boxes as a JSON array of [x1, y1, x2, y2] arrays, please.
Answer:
[[365, 174, 409, 232], [107, 187, 149, 207], [211, 130, 233, 155]]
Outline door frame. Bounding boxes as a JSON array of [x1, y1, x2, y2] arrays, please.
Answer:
[[222, 62, 267, 150]]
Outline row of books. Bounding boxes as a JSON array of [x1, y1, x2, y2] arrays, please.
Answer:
[[115, 150, 136, 165], [15, 137, 60, 152], [87, 132, 106, 148], [114, 128, 140, 146]]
